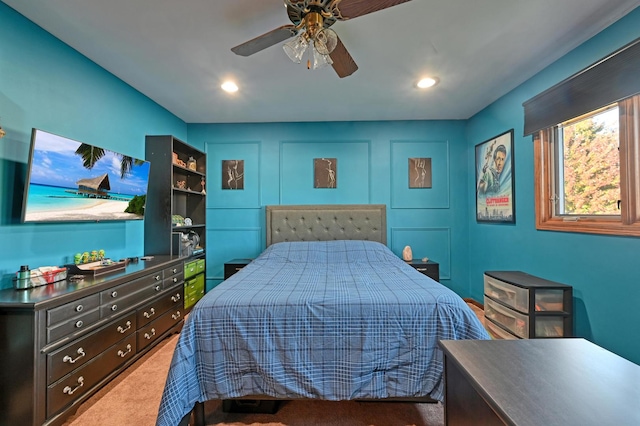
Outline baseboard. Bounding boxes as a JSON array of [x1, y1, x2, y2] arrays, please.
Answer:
[[463, 298, 483, 309]]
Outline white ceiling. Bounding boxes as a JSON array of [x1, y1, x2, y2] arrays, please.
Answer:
[[4, 0, 639, 124]]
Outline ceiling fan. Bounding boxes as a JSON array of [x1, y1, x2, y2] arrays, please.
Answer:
[[231, 0, 413, 78]]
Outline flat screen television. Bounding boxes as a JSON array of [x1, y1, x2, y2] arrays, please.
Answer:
[[22, 129, 151, 223]]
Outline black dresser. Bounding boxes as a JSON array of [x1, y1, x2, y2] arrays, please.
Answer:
[[406, 259, 440, 282], [0, 256, 184, 426], [224, 258, 253, 280], [439, 338, 640, 425]]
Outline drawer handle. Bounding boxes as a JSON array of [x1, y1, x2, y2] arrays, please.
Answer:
[[117, 321, 132, 334], [111, 304, 118, 312], [63, 376, 84, 395], [173, 277, 178, 283], [155, 285, 161, 292], [416, 267, 427, 272], [171, 294, 181, 302], [172, 268, 177, 273], [63, 348, 86, 364], [111, 290, 118, 298], [143, 308, 155, 318], [75, 320, 84, 328], [172, 311, 181, 320], [235, 267, 242, 272], [155, 275, 161, 281], [75, 304, 84, 313], [117, 344, 133, 358], [144, 328, 156, 340]]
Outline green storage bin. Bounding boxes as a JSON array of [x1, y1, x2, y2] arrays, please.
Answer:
[[184, 259, 198, 279]]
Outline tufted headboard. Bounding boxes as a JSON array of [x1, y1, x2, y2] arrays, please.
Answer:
[[266, 204, 387, 246]]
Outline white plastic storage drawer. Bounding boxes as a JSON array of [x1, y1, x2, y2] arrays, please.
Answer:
[[535, 316, 567, 337], [484, 296, 529, 338], [484, 274, 529, 313], [485, 318, 519, 340], [534, 289, 566, 312]]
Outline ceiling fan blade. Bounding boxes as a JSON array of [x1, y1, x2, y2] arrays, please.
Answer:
[[334, 0, 413, 20], [329, 36, 358, 78], [231, 25, 298, 56]]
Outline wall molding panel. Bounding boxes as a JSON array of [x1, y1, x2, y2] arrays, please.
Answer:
[[279, 140, 372, 205], [206, 141, 262, 209], [390, 140, 450, 209]]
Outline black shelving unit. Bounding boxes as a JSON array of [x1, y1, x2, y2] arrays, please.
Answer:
[[144, 135, 206, 257]]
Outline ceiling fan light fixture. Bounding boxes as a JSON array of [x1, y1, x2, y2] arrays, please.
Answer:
[[417, 77, 438, 89], [283, 35, 309, 63], [312, 43, 333, 69], [235, 0, 411, 78], [221, 81, 239, 93], [315, 29, 338, 55]]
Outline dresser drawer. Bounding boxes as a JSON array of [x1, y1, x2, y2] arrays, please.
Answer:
[[163, 263, 183, 278], [47, 294, 100, 327], [484, 296, 529, 338], [47, 308, 101, 344], [100, 283, 165, 318], [484, 274, 529, 313], [100, 272, 163, 305], [163, 263, 184, 289], [137, 307, 182, 351], [47, 311, 137, 385], [137, 288, 182, 328], [163, 271, 183, 289], [47, 333, 136, 417]]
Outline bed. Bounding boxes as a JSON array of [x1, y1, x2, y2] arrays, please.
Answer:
[[156, 204, 490, 426]]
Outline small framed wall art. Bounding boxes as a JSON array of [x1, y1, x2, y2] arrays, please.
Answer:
[[314, 158, 337, 188], [222, 159, 244, 190], [409, 158, 432, 188]]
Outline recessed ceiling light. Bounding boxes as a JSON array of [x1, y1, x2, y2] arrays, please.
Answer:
[[221, 81, 239, 93], [417, 77, 438, 89]]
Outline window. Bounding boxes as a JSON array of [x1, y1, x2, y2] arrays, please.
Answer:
[[534, 95, 640, 236], [556, 105, 619, 216]]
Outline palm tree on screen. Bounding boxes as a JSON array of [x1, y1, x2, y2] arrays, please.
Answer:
[[75, 143, 144, 178]]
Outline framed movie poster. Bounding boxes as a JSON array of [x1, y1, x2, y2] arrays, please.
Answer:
[[475, 129, 515, 223]]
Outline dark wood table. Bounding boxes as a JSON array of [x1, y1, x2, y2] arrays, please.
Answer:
[[439, 338, 640, 426]]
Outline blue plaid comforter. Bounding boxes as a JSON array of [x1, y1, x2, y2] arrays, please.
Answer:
[[157, 240, 489, 425]]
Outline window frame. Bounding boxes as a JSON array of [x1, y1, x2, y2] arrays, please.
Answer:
[[534, 95, 640, 237]]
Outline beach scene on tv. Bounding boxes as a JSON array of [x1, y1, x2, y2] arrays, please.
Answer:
[[23, 130, 151, 223]]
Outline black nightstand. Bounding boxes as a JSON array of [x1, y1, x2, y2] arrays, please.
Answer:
[[224, 258, 253, 279], [407, 259, 439, 282]]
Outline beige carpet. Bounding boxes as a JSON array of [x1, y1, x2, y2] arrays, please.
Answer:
[[63, 302, 486, 426], [63, 333, 180, 426]]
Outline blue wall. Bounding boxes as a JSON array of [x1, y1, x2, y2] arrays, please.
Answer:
[[467, 7, 640, 364], [0, 3, 187, 289], [188, 121, 470, 294]]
